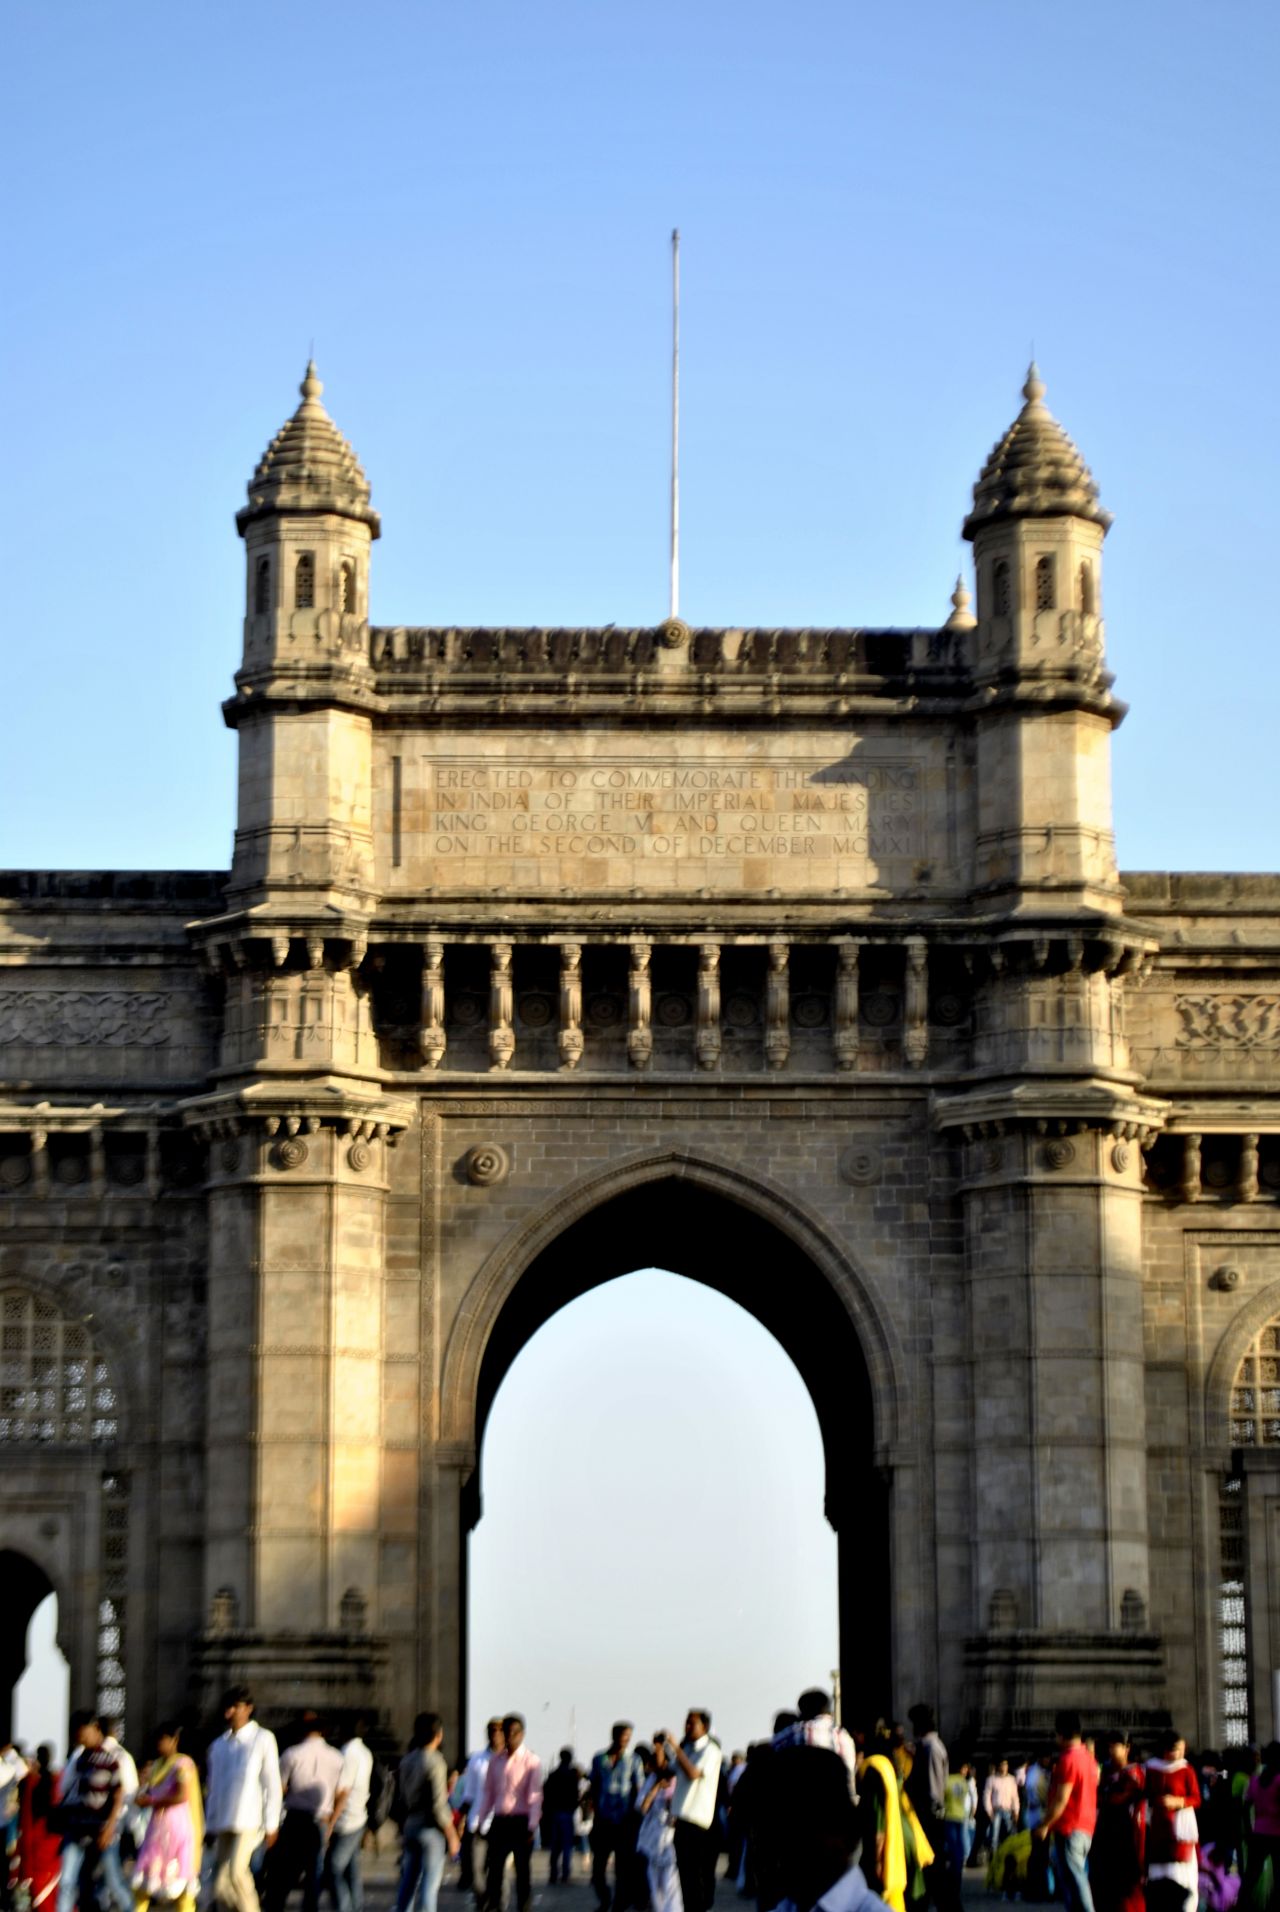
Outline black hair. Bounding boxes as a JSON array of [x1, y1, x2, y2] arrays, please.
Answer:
[[413, 1713, 443, 1747], [154, 1721, 183, 1748], [1259, 1741, 1280, 1783], [1055, 1710, 1083, 1739], [612, 1722, 633, 1741], [68, 1710, 96, 1735], [773, 1710, 799, 1734], [798, 1690, 832, 1721], [503, 1714, 525, 1734], [222, 1685, 254, 1712]]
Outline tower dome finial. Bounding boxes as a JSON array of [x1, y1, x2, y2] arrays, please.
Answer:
[[945, 574, 977, 631], [963, 363, 1111, 539], [237, 364, 380, 538]]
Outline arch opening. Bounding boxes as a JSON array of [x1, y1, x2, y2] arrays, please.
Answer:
[[461, 1176, 891, 1735], [0, 1551, 64, 1747]]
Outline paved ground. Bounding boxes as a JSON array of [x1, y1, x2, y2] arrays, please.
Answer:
[[352, 1844, 1005, 1912]]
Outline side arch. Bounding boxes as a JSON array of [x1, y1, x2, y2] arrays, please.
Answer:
[[1205, 1276, 1280, 1451], [440, 1144, 905, 1461]]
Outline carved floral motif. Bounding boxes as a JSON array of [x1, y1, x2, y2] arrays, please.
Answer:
[[0, 991, 171, 1047], [463, 1143, 509, 1187], [1175, 995, 1280, 1048]]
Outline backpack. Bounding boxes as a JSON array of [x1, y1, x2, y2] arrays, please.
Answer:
[[367, 1757, 397, 1833]]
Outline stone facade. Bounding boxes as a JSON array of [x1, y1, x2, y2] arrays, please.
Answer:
[[2, 365, 1278, 1752]]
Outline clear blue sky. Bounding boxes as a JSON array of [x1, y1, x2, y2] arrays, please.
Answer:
[[5, 0, 1279, 1757], [3, 0, 1278, 872]]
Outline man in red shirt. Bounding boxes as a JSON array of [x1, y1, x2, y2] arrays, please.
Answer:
[[1036, 1710, 1098, 1912]]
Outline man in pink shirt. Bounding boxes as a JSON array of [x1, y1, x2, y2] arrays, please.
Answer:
[[480, 1715, 542, 1912]]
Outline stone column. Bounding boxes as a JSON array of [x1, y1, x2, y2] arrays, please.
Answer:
[[955, 1117, 1163, 1736], [559, 944, 583, 1071], [904, 937, 928, 1068], [198, 1106, 402, 1720], [628, 941, 652, 1070], [833, 942, 859, 1072], [696, 943, 721, 1071], [421, 939, 446, 1070], [489, 943, 514, 1071], [765, 942, 790, 1071]]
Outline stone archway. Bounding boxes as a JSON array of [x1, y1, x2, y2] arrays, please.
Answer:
[[0, 1549, 55, 1742], [440, 1152, 903, 1739]]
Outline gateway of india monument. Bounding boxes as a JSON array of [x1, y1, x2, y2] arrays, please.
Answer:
[[2, 361, 1278, 1753]]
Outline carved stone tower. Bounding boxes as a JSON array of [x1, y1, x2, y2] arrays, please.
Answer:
[[185, 367, 408, 1718], [940, 368, 1168, 1731]]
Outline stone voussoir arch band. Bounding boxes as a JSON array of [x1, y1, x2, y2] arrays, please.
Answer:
[[1203, 1272, 1280, 1453], [438, 1144, 904, 1457]]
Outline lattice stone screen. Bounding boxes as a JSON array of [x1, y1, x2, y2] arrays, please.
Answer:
[[1230, 1317, 1280, 1446], [0, 1288, 118, 1443]]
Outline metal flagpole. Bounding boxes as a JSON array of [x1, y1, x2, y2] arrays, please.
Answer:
[[670, 228, 680, 621]]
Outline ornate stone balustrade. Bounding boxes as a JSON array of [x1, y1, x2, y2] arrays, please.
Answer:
[[370, 623, 964, 683]]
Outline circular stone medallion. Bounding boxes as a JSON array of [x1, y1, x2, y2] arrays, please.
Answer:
[[839, 1143, 882, 1186]]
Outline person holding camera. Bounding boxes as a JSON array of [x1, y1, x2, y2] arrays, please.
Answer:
[[662, 1713, 721, 1912]]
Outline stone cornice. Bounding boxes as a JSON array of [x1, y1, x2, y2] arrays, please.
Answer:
[[931, 1077, 1169, 1141]]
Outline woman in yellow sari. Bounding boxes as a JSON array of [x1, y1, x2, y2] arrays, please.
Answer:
[[131, 1725, 204, 1912], [857, 1751, 911, 1912]]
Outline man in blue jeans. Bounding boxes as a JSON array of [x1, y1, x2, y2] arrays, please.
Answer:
[[56, 1714, 125, 1912], [396, 1713, 460, 1912], [1035, 1710, 1098, 1912], [328, 1717, 374, 1912]]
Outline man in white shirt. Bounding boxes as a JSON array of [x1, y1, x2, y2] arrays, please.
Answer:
[[456, 1720, 503, 1902], [663, 1710, 722, 1912], [266, 1714, 346, 1912], [755, 1746, 886, 1912], [772, 1692, 858, 1798], [327, 1717, 374, 1912], [205, 1686, 284, 1912]]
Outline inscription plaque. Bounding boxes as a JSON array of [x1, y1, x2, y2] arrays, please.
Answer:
[[385, 745, 925, 894]]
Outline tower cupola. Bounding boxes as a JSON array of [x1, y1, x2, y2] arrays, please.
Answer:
[[964, 364, 1111, 539], [238, 361, 380, 537], [962, 366, 1110, 681], [235, 363, 378, 669]]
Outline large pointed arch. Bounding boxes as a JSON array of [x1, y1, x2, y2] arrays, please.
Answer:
[[441, 1145, 903, 1458], [440, 1146, 904, 1722]]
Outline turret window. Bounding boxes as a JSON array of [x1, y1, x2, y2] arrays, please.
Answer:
[[993, 559, 1011, 617], [294, 552, 315, 610], [1078, 560, 1096, 615], [340, 560, 357, 615], [1035, 555, 1056, 611], [254, 557, 271, 615]]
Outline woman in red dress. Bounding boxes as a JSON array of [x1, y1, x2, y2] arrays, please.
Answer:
[[1144, 1732, 1201, 1912], [15, 1746, 61, 1912], [1092, 1732, 1145, 1912]]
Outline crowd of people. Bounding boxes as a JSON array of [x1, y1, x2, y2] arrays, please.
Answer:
[[1, 1690, 1277, 1912]]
